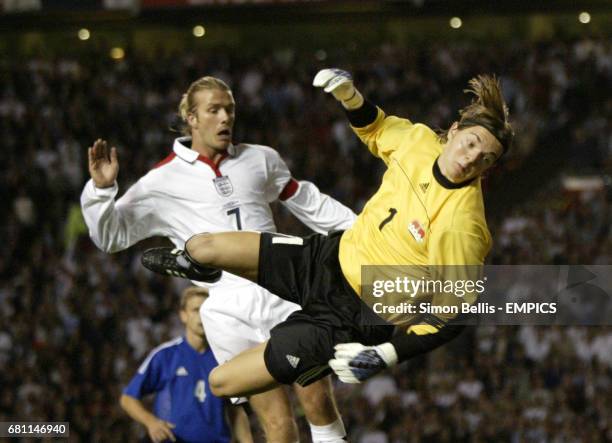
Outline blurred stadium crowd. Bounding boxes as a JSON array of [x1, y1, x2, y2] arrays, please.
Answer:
[[0, 36, 611, 441]]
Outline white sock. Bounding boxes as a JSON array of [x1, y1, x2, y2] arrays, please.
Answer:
[[309, 418, 347, 443]]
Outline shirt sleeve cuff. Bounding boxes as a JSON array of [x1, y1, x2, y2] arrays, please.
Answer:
[[377, 342, 399, 367], [87, 179, 118, 198], [345, 100, 378, 128]]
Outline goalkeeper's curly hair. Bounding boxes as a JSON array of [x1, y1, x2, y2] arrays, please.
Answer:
[[442, 75, 514, 156]]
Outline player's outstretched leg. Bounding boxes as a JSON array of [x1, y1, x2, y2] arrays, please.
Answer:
[[209, 342, 279, 398], [209, 342, 297, 442], [142, 231, 261, 283], [185, 231, 261, 282], [209, 342, 346, 442]]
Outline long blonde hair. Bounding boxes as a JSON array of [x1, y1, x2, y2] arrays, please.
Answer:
[[178, 76, 231, 136], [443, 75, 514, 155]]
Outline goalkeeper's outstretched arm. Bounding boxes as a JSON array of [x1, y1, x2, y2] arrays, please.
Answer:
[[313, 68, 364, 110], [313, 68, 378, 127], [329, 317, 468, 384], [314, 68, 413, 163]]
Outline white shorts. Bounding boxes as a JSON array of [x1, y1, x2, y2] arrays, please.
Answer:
[[199, 277, 300, 364]]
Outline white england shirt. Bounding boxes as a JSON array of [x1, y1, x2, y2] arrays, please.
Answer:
[[80, 136, 356, 287]]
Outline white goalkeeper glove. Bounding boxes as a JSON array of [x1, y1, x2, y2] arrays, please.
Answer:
[[313, 68, 364, 110], [328, 342, 398, 383]]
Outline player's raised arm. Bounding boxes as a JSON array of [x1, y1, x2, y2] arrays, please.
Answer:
[[81, 138, 166, 253], [314, 68, 414, 165], [313, 68, 364, 111], [88, 138, 118, 188]]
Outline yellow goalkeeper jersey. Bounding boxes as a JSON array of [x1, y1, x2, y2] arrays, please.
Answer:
[[339, 107, 492, 319]]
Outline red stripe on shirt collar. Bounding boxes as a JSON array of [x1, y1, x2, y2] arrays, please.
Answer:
[[197, 152, 229, 177], [153, 152, 177, 169]]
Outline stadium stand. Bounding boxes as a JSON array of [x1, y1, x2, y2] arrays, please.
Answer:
[[0, 5, 610, 441]]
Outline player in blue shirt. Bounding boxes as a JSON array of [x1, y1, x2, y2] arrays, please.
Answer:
[[120, 286, 252, 443]]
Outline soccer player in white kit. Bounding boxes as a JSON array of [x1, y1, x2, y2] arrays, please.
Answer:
[[81, 76, 355, 443]]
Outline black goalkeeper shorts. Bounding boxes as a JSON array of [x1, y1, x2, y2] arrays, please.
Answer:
[[258, 231, 394, 386]]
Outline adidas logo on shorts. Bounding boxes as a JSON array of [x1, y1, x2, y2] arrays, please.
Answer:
[[286, 354, 300, 368]]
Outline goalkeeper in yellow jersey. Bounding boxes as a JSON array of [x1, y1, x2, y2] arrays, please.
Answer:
[[141, 68, 514, 395]]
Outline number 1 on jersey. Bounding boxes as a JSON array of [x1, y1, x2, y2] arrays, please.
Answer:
[[226, 208, 242, 230], [379, 208, 397, 231]]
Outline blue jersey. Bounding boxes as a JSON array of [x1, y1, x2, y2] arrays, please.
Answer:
[[123, 336, 230, 443]]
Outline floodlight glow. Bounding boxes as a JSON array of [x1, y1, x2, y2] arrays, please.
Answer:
[[78, 29, 90, 41], [110, 47, 125, 60], [193, 26, 206, 37], [450, 17, 462, 29], [579, 12, 591, 24]]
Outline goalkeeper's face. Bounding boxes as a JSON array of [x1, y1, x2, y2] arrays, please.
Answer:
[[439, 123, 503, 183], [189, 88, 236, 152], [180, 295, 206, 338]]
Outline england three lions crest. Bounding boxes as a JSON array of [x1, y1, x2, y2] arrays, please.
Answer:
[[213, 176, 234, 197]]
